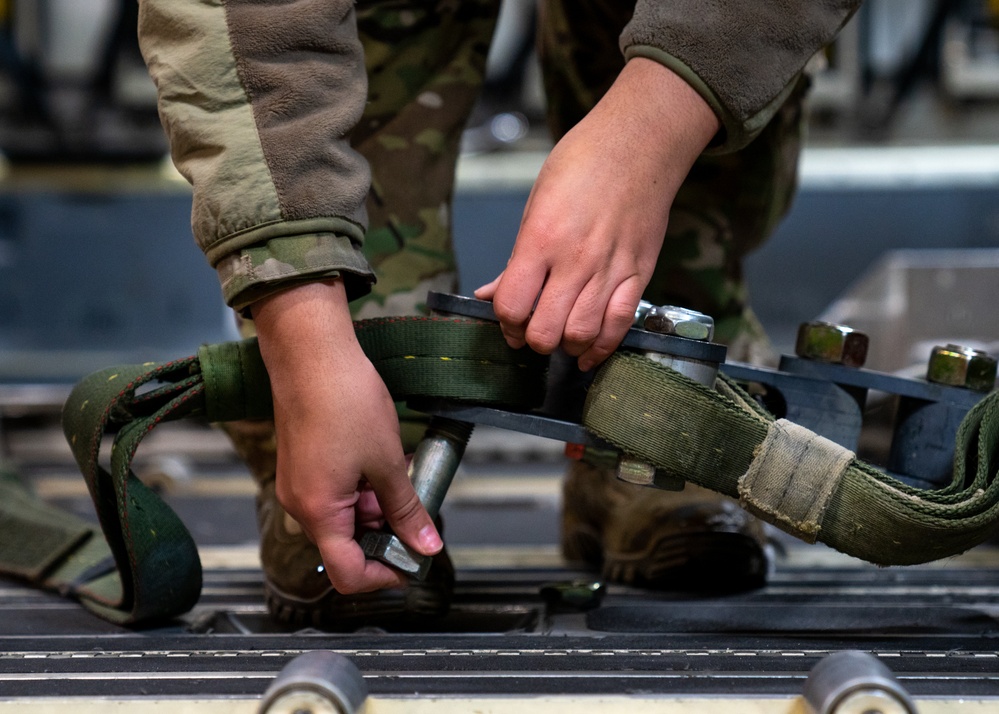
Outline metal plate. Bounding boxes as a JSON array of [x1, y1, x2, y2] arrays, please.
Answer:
[[426, 292, 728, 364]]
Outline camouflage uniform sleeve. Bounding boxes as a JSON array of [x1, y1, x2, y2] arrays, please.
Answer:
[[137, 0, 375, 311], [620, 0, 862, 153]]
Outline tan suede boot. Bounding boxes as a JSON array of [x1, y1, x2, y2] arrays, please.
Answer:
[[562, 460, 772, 592], [222, 419, 453, 630]]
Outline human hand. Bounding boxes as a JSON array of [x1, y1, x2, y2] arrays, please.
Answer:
[[475, 58, 720, 371], [250, 280, 442, 594]]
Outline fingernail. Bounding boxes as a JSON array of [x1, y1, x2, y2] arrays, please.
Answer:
[[419, 525, 443, 553], [578, 359, 594, 373]]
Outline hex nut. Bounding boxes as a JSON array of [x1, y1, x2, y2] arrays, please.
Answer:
[[615, 456, 684, 491], [615, 457, 656, 486], [359, 531, 432, 580], [633, 300, 655, 326], [795, 321, 869, 367], [927, 344, 997, 392], [642, 305, 714, 341]]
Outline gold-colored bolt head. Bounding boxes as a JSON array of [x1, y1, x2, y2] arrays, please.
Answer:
[[927, 344, 997, 392], [795, 321, 869, 367]]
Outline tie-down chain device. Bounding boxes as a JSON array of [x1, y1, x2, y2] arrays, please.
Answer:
[[361, 291, 997, 579]]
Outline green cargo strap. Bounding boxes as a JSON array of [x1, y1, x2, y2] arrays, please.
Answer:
[[583, 352, 999, 566], [3, 319, 999, 626], [59, 356, 208, 624], [737, 419, 855, 543], [0, 466, 112, 595], [8, 317, 546, 626]]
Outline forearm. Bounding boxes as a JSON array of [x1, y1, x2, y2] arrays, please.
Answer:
[[137, 0, 375, 310], [600, 58, 720, 202], [250, 280, 360, 410]]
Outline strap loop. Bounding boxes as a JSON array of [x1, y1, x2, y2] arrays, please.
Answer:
[[199, 339, 273, 422], [738, 419, 855, 542]]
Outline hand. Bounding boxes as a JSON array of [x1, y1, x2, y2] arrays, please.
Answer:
[[251, 280, 442, 594], [475, 58, 720, 371]]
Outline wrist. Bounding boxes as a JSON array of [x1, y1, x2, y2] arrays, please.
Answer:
[[250, 279, 361, 383], [618, 56, 720, 141], [602, 57, 720, 191]]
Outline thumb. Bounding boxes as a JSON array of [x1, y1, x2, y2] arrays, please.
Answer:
[[369, 462, 443, 557]]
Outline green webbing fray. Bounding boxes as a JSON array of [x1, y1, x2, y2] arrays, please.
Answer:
[[4, 319, 999, 626]]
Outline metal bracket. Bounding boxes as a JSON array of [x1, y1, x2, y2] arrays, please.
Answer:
[[417, 292, 992, 491]]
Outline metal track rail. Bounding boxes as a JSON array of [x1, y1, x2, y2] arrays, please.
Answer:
[[2, 561, 999, 701]]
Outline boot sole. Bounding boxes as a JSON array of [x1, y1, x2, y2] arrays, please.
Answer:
[[565, 526, 771, 593], [264, 578, 451, 631]]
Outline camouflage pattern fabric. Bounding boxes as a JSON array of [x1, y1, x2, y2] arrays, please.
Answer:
[[233, 0, 806, 361], [232, 0, 809, 453], [232, 0, 502, 453]]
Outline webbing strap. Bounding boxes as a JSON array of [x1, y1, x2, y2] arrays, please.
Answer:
[[59, 357, 207, 624], [737, 419, 855, 543], [2, 321, 999, 626], [583, 352, 999, 566], [2, 317, 546, 625], [0, 466, 96, 582]]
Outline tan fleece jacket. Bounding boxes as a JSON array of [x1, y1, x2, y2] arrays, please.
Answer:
[[138, 0, 860, 309]]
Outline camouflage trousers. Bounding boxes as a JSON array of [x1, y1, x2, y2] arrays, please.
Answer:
[[231, 0, 808, 459]]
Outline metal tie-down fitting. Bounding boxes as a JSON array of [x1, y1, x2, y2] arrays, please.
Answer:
[[616, 303, 721, 491], [772, 320, 993, 488], [796, 321, 870, 368], [926, 343, 998, 393], [643, 304, 715, 343], [360, 416, 473, 580]]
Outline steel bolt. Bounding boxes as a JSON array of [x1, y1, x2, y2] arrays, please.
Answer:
[[926, 344, 997, 392], [795, 321, 869, 368], [637, 304, 718, 385], [618, 303, 717, 491], [616, 458, 685, 491], [642, 305, 714, 341], [360, 416, 473, 579], [633, 300, 656, 326]]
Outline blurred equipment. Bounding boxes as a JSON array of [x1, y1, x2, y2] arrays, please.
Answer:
[[803, 650, 917, 714], [942, 0, 999, 99], [259, 651, 368, 714], [818, 249, 999, 375], [0, 0, 166, 162]]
